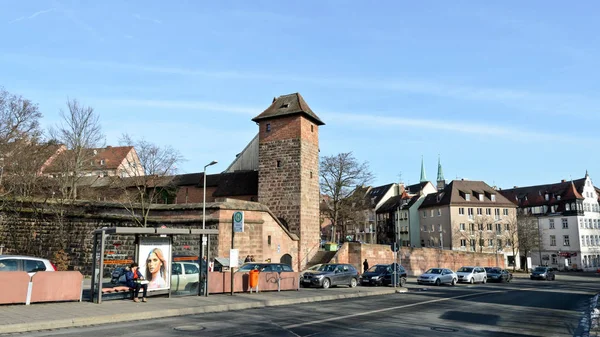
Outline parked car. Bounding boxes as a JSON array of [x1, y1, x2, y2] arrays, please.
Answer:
[[300, 264, 322, 278], [530, 266, 556, 280], [456, 266, 487, 284], [301, 263, 359, 289], [484, 267, 513, 283], [171, 261, 200, 292], [237, 263, 294, 273], [360, 263, 407, 287], [417, 268, 457, 286], [0, 255, 56, 275]]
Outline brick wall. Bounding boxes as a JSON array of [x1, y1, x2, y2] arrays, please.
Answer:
[[0, 199, 299, 275], [333, 242, 505, 276]]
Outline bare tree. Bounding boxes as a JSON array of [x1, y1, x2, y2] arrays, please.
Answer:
[[0, 88, 46, 196], [504, 214, 520, 271], [320, 152, 374, 242], [49, 99, 105, 199], [517, 213, 540, 272], [116, 134, 184, 227]]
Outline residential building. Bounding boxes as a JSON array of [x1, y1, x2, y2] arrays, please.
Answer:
[[43, 146, 144, 178], [499, 172, 600, 271], [376, 181, 437, 247], [419, 179, 519, 268]]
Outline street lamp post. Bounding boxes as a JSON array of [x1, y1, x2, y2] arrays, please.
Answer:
[[202, 160, 217, 297]]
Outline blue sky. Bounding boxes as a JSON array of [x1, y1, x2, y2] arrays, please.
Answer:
[[2, 1, 599, 189]]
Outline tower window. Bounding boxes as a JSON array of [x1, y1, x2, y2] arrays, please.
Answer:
[[277, 160, 281, 167], [311, 125, 314, 132], [310, 171, 313, 178], [266, 123, 271, 132]]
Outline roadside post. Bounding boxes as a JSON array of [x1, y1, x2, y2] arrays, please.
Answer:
[[231, 211, 244, 295], [391, 242, 399, 289]]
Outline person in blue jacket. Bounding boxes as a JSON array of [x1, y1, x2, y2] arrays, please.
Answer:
[[126, 262, 148, 302]]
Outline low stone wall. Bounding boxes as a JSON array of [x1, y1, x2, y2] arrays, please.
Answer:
[[333, 243, 504, 276]]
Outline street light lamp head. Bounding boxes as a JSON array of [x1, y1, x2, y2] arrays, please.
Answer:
[[205, 160, 218, 168]]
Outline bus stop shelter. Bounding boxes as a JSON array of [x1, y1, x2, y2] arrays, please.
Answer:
[[91, 227, 218, 304]]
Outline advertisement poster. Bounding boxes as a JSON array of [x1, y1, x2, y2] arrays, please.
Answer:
[[138, 237, 171, 291]]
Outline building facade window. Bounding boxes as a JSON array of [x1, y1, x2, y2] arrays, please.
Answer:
[[266, 123, 271, 132], [437, 209, 441, 216], [563, 235, 570, 246], [491, 194, 496, 202], [459, 208, 465, 215], [486, 208, 491, 215], [477, 208, 482, 215], [549, 219, 555, 229], [460, 239, 466, 247], [562, 218, 568, 229], [459, 223, 465, 231], [465, 193, 471, 201], [468, 208, 474, 219], [550, 235, 556, 246]]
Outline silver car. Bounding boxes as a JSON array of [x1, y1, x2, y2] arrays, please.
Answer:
[[0, 255, 56, 276], [456, 266, 487, 284], [417, 268, 457, 286]]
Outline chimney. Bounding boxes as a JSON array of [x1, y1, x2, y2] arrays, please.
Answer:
[[561, 179, 566, 183], [513, 186, 518, 188]]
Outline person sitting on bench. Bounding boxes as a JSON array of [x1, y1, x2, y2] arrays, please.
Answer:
[[125, 262, 148, 302]]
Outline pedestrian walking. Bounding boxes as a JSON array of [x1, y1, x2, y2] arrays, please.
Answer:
[[363, 259, 369, 273]]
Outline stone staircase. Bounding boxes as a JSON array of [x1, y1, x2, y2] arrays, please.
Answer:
[[306, 250, 337, 267]]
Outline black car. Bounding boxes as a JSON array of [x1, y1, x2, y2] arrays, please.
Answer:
[[530, 266, 556, 280], [484, 267, 513, 283], [361, 263, 407, 287], [301, 263, 359, 289], [238, 263, 294, 273]]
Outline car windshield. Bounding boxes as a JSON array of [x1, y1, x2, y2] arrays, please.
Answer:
[[239, 264, 262, 271], [457, 267, 473, 272], [317, 264, 338, 272], [485, 268, 500, 273], [367, 265, 389, 273], [425, 268, 442, 274], [308, 264, 321, 271], [534, 267, 547, 272]]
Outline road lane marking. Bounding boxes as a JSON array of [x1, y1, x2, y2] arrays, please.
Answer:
[[282, 289, 507, 329]]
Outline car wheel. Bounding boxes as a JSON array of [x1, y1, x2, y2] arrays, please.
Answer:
[[322, 278, 330, 289], [552, 275, 556, 281], [400, 277, 406, 287], [469, 278, 474, 284], [451, 278, 457, 286], [482, 277, 486, 284], [350, 278, 357, 288], [435, 278, 441, 286]]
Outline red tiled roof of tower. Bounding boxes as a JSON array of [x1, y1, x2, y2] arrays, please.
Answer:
[[251, 93, 325, 126]]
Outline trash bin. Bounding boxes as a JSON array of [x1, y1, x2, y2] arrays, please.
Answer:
[[249, 269, 260, 289]]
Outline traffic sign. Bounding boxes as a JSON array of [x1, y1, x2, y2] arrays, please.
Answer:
[[233, 211, 244, 233]]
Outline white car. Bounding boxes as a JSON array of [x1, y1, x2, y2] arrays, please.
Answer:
[[456, 266, 487, 284], [0, 255, 56, 276], [417, 268, 457, 286], [171, 261, 200, 292]]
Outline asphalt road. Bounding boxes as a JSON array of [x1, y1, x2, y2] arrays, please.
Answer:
[[11, 273, 599, 337]]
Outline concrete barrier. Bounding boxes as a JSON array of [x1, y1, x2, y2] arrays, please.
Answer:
[[207, 271, 299, 293], [0, 272, 29, 304], [30, 271, 83, 303]]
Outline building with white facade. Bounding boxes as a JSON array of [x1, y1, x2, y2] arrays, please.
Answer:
[[499, 172, 600, 271]]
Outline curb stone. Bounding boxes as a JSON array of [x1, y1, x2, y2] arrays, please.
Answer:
[[0, 288, 405, 334]]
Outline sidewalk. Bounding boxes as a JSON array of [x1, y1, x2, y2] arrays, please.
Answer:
[[0, 286, 406, 334]]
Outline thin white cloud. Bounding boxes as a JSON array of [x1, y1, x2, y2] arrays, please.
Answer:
[[102, 97, 592, 144], [133, 13, 162, 24], [106, 98, 260, 116], [8, 8, 55, 24], [2, 53, 599, 119]]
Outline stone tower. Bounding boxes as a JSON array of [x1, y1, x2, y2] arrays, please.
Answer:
[[252, 93, 325, 269]]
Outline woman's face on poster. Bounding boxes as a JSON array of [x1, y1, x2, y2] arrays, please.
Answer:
[[147, 252, 162, 274]]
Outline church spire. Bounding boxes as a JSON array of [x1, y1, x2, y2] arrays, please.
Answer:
[[436, 155, 446, 191], [420, 156, 427, 183], [437, 155, 444, 182]]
